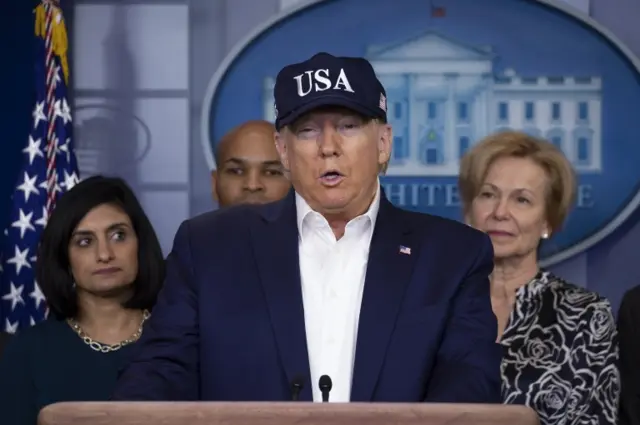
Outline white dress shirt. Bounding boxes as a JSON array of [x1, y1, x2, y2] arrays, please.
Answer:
[[296, 183, 380, 402]]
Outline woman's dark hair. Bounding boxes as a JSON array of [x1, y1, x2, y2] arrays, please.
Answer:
[[37, 175, 165, 319]]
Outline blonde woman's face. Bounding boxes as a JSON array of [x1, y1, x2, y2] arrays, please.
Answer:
[[467, 156, 550, 261]]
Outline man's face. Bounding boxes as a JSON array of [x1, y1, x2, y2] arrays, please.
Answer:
[[275, 107, 392, 219], [212, 123, 291, 207]]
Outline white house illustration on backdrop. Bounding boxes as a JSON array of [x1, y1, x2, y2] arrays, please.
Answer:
[[263, 32, 602, 176]]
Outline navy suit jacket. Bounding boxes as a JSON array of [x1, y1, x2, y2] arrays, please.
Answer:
[[112, 190, 502, 402]]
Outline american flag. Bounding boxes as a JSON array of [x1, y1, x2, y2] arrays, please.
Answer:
[[399, 245, 411, 255], [0, 0, 79, 333], [379, 93, 387, 113]]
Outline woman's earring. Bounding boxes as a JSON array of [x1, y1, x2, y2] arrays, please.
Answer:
[[542, 232, 549, 239]]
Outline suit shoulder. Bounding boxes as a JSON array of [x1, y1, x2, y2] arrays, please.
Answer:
[[393, 209, 492, 270], [398, 209, 489, 244], [182, 202, 273, 234]]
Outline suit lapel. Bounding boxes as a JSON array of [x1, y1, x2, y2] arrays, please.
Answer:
[[351, 195, 419, 401], [251, 191, 312, 401]]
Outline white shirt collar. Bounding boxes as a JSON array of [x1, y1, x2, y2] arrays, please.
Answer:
[[295, 180, 381, 242]]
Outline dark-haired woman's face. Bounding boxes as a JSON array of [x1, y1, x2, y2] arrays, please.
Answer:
[[68, 203, 139, 298]]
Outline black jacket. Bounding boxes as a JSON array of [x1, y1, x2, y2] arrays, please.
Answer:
[[618, 285, 640, 425]]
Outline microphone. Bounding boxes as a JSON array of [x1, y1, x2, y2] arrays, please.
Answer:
[[290, 375, 305, 401], [318, 375, 332, 402]]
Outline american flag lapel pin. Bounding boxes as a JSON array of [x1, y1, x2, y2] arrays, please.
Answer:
[[399, 245, 411, 255], [379, 93, 387, 112]]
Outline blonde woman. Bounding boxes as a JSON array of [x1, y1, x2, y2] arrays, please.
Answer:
[[458, 130, 619, 425]]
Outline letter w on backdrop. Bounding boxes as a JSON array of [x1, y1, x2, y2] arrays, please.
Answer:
[[0, 0, 79, 333]]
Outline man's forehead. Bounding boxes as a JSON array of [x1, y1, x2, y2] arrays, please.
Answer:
[[223, 155, 281, 166], [220, 143, 279, 162], [218, 122, 277, 157], [228, 122, 274, 143], [219, 135, 279, 165]]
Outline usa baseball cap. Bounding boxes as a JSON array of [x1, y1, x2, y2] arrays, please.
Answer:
[[273, 52, 388, 130]]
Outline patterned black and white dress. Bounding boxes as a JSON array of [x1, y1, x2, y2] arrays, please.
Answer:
[[500, 271, 620, 425]]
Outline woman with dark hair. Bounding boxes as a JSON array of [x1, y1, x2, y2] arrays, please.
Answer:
[[0, 175, 165, 425]]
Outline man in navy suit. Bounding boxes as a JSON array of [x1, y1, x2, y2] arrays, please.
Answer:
[[112, 52, 502, 403]]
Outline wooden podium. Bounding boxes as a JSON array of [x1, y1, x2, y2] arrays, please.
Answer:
[[38, 402, 539, 425]]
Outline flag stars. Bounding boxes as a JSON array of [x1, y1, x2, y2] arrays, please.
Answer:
[[49, 135, 60, 156], [23, 136, 44, 165], [57, 138, 71, 163], [39, 175, 61, 197], [11, 209, 35, 239], [54, 98, 72, 125], [52, 65, 62, 88], [60, 170, 79, 191], [30, 282, 46, 309], [1, 282, 25, 311], [6, 246, 31, 275], [16, 172, 40, 203], [32, 101, 46, 129], [4, 319, 18, 334], [35, 207, 49, 228]]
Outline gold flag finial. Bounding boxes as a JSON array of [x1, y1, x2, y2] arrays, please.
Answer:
[[34, 0, 69, 85]]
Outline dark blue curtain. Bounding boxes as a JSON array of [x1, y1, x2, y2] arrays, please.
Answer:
[[0, 0, 37, 229]]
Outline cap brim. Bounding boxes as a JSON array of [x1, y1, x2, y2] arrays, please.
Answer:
[[276, 94, 383, 130]]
